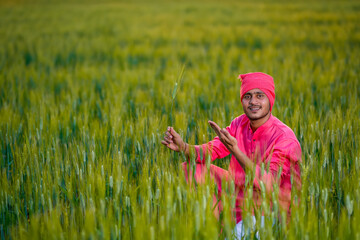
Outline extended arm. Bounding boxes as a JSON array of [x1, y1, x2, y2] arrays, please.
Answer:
[[161, 124, 232, 163], [208, 120, 292, 195]]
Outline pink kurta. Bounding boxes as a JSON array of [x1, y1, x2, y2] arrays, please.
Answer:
[[183, 114, 302, 223]]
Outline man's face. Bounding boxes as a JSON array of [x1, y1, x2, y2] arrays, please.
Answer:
[[241, 88, 271, 121]]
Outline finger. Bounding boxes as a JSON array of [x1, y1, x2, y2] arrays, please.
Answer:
[[164, 136, 173, 143], [164, 136, 173, 144], [212, 126, 225, 142], [161, 141, 178, 152], [208, 120, 222, 132], [169, 127, 180, 138], [161, 140, 173, 147], [208, 120, 222, 136], [165, 131, 173, 139], [221, 128, 231, 137], [218, 131, 229, 143], [166, 126, 173, 136]]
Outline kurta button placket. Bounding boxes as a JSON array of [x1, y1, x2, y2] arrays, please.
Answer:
[[252, 139, 256, 155]]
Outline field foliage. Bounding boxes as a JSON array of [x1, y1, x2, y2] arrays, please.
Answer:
[[0, 0, 360, 239]]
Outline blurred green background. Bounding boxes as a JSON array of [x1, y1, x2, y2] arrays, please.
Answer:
[[0, 0, 360, 239]]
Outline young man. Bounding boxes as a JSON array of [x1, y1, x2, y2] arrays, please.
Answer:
[[161, 72, 302, 237]]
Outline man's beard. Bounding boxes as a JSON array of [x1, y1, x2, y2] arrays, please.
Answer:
[[247, 112, 269, 121], [245, 103, 271, 121]]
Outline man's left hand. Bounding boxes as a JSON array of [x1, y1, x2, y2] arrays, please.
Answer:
[[208, 120, 238, 153]]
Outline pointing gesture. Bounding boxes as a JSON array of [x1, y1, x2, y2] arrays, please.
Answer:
[[208, 120, 238, 153]]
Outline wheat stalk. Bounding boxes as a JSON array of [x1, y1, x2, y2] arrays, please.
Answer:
[[169, 64, 186, 126]]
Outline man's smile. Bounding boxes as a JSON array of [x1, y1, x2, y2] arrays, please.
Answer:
[[248, 105, 261, 111]]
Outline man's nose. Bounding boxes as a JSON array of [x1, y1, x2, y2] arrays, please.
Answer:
[[249, 96, 256, 104]]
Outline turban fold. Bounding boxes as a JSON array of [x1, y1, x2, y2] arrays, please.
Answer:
[[238, 72, 275, 111]]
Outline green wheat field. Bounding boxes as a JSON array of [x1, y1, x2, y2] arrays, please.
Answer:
[[0, 0, 359, 239]]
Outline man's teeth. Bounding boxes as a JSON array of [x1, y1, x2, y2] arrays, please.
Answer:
[[250, 107, 260, 110]]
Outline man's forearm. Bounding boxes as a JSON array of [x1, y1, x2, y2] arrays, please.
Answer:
[[231, 146, 253, 170], [182, 143, 203, 162], [183, 143, 190, 157], [182, 143, 195, 160]]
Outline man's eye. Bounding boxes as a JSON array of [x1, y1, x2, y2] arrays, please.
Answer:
[[257, 94, 264, 98], [244, 95, 251, 99]]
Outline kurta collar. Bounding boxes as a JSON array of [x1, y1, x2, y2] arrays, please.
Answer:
[[247, 114, 275, 135]]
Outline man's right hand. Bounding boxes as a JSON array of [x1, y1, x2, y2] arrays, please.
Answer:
[[161, 127, 187, 153]]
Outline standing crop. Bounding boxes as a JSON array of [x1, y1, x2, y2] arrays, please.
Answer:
[[169, 64, 186, 127], [0, 0, 359, 239]]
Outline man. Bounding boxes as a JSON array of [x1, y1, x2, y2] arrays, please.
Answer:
[[161, 72, 302, 237]]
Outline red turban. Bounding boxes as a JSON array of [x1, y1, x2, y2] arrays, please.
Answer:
[[238, 72, 275, 111]]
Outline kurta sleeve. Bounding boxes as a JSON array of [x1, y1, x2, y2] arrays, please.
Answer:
[[192, 117, 240, 163]]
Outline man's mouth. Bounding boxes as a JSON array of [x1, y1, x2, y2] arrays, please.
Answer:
[[249, 106, 261, 111]]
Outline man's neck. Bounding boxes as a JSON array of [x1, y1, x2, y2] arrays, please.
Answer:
[[250, 113, 271, 132]]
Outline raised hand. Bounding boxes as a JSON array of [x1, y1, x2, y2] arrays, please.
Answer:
[[161, 127, 187, 153], [208, 120, 238, 153]]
